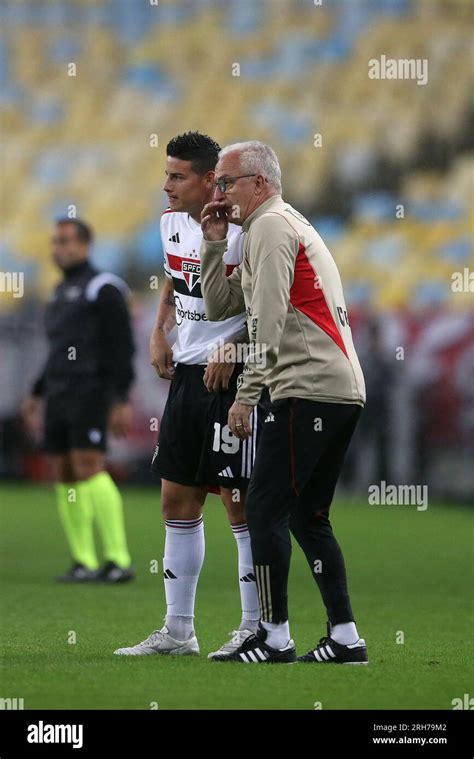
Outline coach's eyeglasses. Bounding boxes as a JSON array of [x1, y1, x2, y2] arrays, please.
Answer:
[[214, 174, 257, 193]]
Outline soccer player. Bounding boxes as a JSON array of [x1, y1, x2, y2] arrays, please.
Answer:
[[114, 132, 261, 658], [23, 218, 135, 583], [200, 141, 369, 664]]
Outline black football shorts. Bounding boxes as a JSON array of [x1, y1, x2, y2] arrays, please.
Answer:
[[43, 379, 111, 454], [151, 362, 270, 489]]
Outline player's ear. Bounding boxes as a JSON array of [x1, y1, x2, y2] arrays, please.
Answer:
[[203, 170, 215, 190]]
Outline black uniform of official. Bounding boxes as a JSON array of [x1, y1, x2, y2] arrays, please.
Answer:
[[33, 260, 135, 454]]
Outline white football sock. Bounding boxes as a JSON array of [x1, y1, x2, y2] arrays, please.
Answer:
[[261, 621, 291, 649], [231, 523, 260, 632], [163, 517, 204, 640], [330, 621, 359, 645]]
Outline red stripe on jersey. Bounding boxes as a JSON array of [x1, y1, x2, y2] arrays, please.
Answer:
[[166, 253, 200, 273], [290, 243, 348, 359], [162, 208, 173, 215], [166, 256, 235, 277]]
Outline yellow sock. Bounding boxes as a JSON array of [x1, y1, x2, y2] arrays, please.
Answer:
[[86, 472, 131, 568], [56, 482, 99, 570]]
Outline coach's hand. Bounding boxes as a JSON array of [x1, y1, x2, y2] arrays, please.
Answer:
[[228, 401, 254, 440], [201, 200, 229, 241], [150, 332, 175, 380], [109, 402, 132, 438]]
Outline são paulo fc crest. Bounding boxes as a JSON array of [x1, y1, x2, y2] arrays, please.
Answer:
[[182, 260, 201, 292]]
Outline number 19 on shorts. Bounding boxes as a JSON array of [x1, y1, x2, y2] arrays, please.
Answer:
[[212, 423, 240, 453]]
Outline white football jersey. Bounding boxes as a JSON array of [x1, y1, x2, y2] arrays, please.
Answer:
[[161, 210, 246, 365]]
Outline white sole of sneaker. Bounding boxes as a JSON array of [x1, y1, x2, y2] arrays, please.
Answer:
[[297, 659, 369, 665], [114, 649, 200, 657], [114, 641, 200, 657]]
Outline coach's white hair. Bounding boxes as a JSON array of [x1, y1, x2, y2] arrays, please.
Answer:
[[219, 141, 282, 193]]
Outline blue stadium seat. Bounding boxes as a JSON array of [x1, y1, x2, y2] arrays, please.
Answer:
[[226, 1, 264, 36], [48, 38, 83, 64], [437, 237, 472, 263], [136, 222, 164, 268], [410, 199, 464, 223], [353, 192, 400, 222], [345, 282, 373, 306], [30, 97, 64, 125], [91, 237, 127, 273], [414, 280, 448, 307], [365, 234, 406, 265], [34, 150, 72, 185], [311, 217, 347, 242]]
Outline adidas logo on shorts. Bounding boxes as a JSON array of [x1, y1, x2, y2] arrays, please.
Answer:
[[218, 467, 234, 478]]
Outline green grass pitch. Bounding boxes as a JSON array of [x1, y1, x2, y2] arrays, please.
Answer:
[[1, 483, 472, 710]]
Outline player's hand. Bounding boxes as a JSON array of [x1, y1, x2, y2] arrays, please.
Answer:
[[21, 395, 43, 440], [150, 332, 175, 380], [228, 401, 254, 440], [203, 358, 235, 393], [201, 200, 230, 242], [108, 402, 132, 439]]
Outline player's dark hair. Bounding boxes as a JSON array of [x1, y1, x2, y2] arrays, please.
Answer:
[[55, 217, 94, 244], [166, 131, 221, 175]]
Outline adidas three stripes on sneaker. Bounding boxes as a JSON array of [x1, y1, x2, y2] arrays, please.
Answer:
[[298, 622, 368, 664]]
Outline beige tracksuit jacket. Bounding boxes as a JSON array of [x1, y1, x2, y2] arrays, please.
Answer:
[[200, 195, 366, 407]]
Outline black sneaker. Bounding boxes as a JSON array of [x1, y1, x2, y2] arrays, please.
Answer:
[[95, 561, 135, 584], [212, 624, 296, 664], [297, 622, 368, 665], [55, 562, 98, 583]]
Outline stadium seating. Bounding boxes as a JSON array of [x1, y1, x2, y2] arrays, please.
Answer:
[[1, 0, 472, 309]]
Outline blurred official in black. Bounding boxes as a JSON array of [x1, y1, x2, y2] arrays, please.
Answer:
[[23, 218, 135, 583]]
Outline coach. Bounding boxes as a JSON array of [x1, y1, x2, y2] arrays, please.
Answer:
[[199, 141, 369, 664]]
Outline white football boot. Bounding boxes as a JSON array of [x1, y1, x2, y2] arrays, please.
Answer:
[[114, 626, 199, 656]]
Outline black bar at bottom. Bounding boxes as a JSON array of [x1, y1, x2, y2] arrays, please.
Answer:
[[0, 709, 472, 756]]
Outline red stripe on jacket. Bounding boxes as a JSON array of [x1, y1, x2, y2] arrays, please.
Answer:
[[289, 243, 348, 359]]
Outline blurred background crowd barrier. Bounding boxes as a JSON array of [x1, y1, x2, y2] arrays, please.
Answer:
[[0, 0, 473, 500]]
